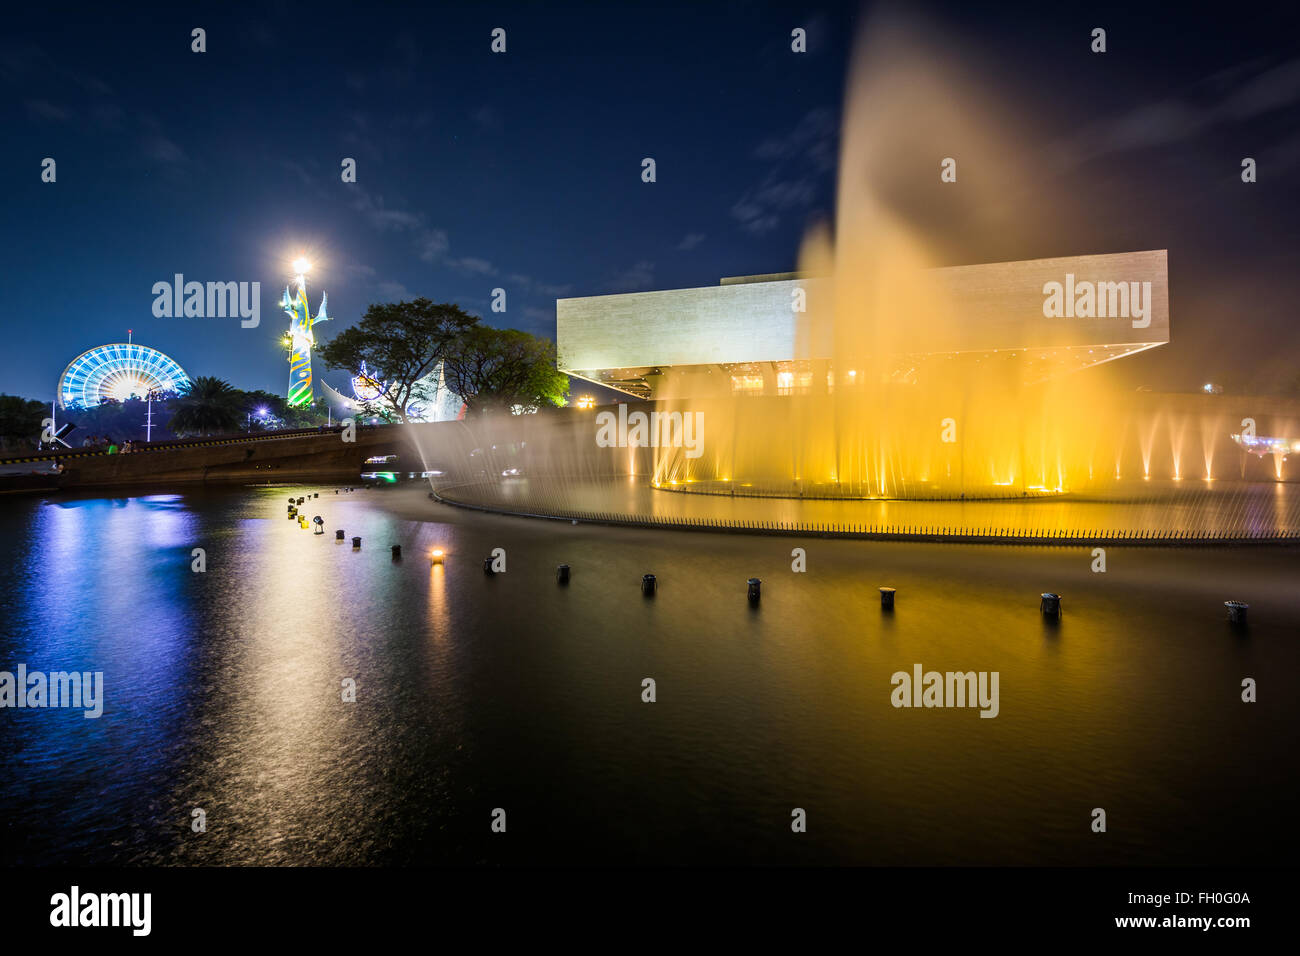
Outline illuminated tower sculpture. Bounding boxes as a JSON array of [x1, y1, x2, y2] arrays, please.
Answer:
[[283, 258, 329, 407]]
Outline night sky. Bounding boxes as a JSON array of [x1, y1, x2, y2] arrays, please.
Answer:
[[3, 1, 1298, 402]]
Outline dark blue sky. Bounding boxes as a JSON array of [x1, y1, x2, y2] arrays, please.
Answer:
[[3, 1, 1298, 400]]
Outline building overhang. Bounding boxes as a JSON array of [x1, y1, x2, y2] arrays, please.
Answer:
[[557, 250, 1169, 398]]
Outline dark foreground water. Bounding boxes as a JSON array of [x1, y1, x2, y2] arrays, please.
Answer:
[[1, 484, 1297, 865]]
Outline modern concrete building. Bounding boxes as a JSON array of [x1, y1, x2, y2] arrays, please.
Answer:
[[557, 250, 1169, 399]]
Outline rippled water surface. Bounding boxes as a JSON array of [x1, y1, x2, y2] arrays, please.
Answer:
[[2, 485, 1297, 865]]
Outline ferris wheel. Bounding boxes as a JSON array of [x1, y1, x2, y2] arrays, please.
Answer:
[[58, 341, 191, 408]]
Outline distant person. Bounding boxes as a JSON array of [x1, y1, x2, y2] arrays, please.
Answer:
[[106, 440, 118, 455], [82, 435, 97, 448]]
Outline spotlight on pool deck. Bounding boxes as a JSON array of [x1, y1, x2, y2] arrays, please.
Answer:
[[747, 577, 761, 603], [556, 563, 570, 584], [1040, 592, 1062, 618], [642, 573, 657, 596], [313, 517, 324, 534], [430, 549, 445, 563], [352, 536, 361, 549], [879, 587, 896, 610], [336, 529, 345, 541], [391, 545, 402, 559], [1225, 600, 1249, 625]]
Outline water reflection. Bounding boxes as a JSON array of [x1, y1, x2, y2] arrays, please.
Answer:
[[1, 485, 1297, 865]]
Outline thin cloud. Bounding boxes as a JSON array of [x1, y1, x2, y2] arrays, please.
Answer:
[[446, 256, 497, 276], [733, 107, 836, 236], [1054, 55, 1300, 168], [376, 279, 414, 300], [603, 260, 655, 292], [351, 187, 423, 232], [471, 106, 504, 133], [417, 230, 450, 262], [143, 135, 186, 164], [25, 99, 68, 121]]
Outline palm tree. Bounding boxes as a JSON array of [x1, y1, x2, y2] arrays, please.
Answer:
[[169, 376, 242, 436]]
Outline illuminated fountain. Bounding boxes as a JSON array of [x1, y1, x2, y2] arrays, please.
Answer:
[[417, 11, 1299, 540], [623, 11, 1186, 502]]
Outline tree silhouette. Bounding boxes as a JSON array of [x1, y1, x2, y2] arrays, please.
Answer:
[[169, 376, 242, 436]]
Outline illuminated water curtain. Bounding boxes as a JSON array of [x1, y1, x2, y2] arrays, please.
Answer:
[[58, 342, 190, 408], [283, 259, 329, 407]]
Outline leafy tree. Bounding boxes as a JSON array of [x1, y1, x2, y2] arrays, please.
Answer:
[[0, 394, 48, 452], [62, 396, 172, 443], [319, 298, 478, 423], [169, 376, 243, 436], [230, 389, 326, 430], [441, 326, 569, 417], [233, 389, 284, 431]]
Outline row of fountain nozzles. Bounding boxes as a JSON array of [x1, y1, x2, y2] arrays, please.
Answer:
[[291, 526, 1254, 627]]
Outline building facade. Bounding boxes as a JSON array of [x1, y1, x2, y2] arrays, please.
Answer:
[[557, 251, 1169, 399]]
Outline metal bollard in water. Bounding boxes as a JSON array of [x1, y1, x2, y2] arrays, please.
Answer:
[[747, 577, 761, 603], [879, 586, 896, 610], [1040, 592, 1062, 618], [556, 564, 571, 584], [1225, 600, 1249, 625], [641, 573, 657, 596]]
